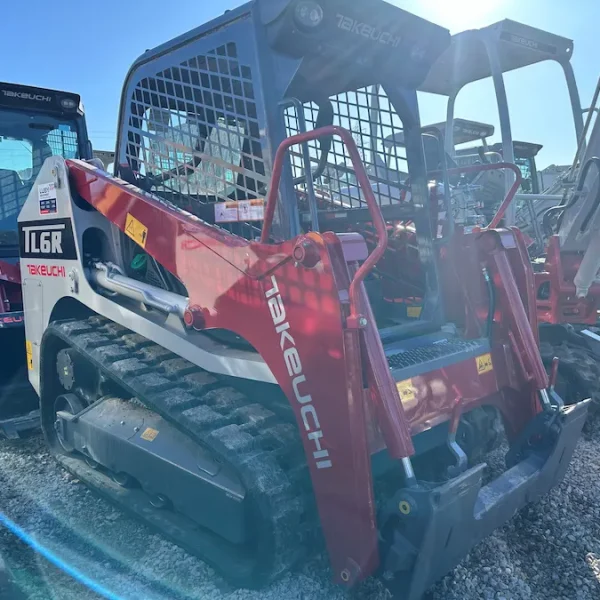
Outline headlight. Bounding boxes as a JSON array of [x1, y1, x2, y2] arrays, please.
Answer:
[[60, 98, 78, 110], [294, 1, 324, 29]]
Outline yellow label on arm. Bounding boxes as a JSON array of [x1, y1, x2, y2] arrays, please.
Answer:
[[140, 427, 159, 442], [125, 213, 148, 248], [476, 353, 493, 375], [407, 306, 422, 318], [25, 341, 33, 370], [397, 379, 418, 409]]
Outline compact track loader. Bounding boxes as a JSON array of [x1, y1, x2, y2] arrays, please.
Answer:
[[18, 1, 588, 598], [0, 81, 92, 437]]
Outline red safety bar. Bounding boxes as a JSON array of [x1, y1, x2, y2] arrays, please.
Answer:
[[261, 125, 388, 327]]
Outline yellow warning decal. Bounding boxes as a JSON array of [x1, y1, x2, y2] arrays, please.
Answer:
[[476, 353, 494, 375], [407, 306, 422, 319], [125, 213, 148, 248], [397, 379, 418, 409], [25, 341, 33, 371], [140, 427, 159, 442]]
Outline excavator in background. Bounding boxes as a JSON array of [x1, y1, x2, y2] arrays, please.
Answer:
[[15, 1, 588, 598], [533, 77, 600, 416], [455, 139, 543, 195], [0, 81, 92, 437]]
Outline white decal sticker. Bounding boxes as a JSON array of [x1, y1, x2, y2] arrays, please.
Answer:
[[215, 202, 239, 223], [38, 182, 57, 215], [238, 199, 265, 222]]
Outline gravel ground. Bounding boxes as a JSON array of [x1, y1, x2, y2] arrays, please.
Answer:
[[0, 431, 599, 600]]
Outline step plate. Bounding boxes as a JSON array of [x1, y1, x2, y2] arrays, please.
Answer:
[[386, 337, 488, 380]]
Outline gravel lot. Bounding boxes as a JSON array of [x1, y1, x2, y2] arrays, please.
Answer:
[[0, 428, 599, 600]]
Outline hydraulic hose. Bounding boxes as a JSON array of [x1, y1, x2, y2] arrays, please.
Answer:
[[482, 267, 496, 342]]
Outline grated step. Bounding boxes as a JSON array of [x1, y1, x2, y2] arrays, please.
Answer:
[[387, 339, 483, 371]]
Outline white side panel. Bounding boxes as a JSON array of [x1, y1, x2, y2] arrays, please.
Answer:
[[21, 279, 42, 393], [18, 157, 276, 395]]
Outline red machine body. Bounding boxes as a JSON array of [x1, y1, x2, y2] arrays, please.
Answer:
[[68, 128, 551, 583], [0, 260, 22, 327]]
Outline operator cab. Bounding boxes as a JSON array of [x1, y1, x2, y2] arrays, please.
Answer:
[[485, 141, 543, 193], [0, 82, 91, 255], [115, 0, 451, 333]]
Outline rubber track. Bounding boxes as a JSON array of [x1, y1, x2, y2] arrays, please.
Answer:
[[540, 339, 600, 433], [47, 316, 314, 586]]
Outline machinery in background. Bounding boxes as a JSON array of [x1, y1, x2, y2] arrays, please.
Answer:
[[93, 150, 115, 171], [418, 21, 600, 418], [17, 2, 588, 598], [454, 136, 544, 228], [455, 140, 543, 193], [0, 81, 92, 437], [420, 18, 585, 247], [533, 77, 600, 416], [382, 118, 544, 229]]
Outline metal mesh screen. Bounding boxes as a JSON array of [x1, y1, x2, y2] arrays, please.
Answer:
[[125, 42, 268, 240], [47, 127, 79, 159], [284, 86, 409, 219], [0, 170, 25, 226]]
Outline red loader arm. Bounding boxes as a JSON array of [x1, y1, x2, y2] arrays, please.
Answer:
[[67, 127, 412, 585]]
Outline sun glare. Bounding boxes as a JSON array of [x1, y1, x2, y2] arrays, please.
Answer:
[[419, 0, 506, 31]]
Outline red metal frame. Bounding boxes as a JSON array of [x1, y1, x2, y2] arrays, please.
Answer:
[[0, 259, 22, 314], [69, 128, 396, 584], [262, 126, 389, 329], [0, 260, 21, 287], [65, 133, 544, 585]]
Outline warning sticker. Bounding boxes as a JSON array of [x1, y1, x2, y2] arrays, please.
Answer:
[[38, 182, 57, 215], [215, 199, 265, 223], [397, 379, 418, 409], [476, 353, 494, 375], [238, 199, 265, 221], [215, 202, 239, 223], [407, 306, 422, 319], [140, 427, 159, 442], [125, 213, 148, 248], [25, 341, 33, 370]]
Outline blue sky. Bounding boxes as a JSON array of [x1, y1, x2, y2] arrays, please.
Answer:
[[2, 0, 598, 168]]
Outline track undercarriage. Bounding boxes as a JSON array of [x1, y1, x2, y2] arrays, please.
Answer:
[[41, 316, 317, 588], [38, 314, 589, 598]]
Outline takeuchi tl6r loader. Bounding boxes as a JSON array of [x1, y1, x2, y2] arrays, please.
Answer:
[[17, 1, 589, 598], [0, 81, 92, 437]]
